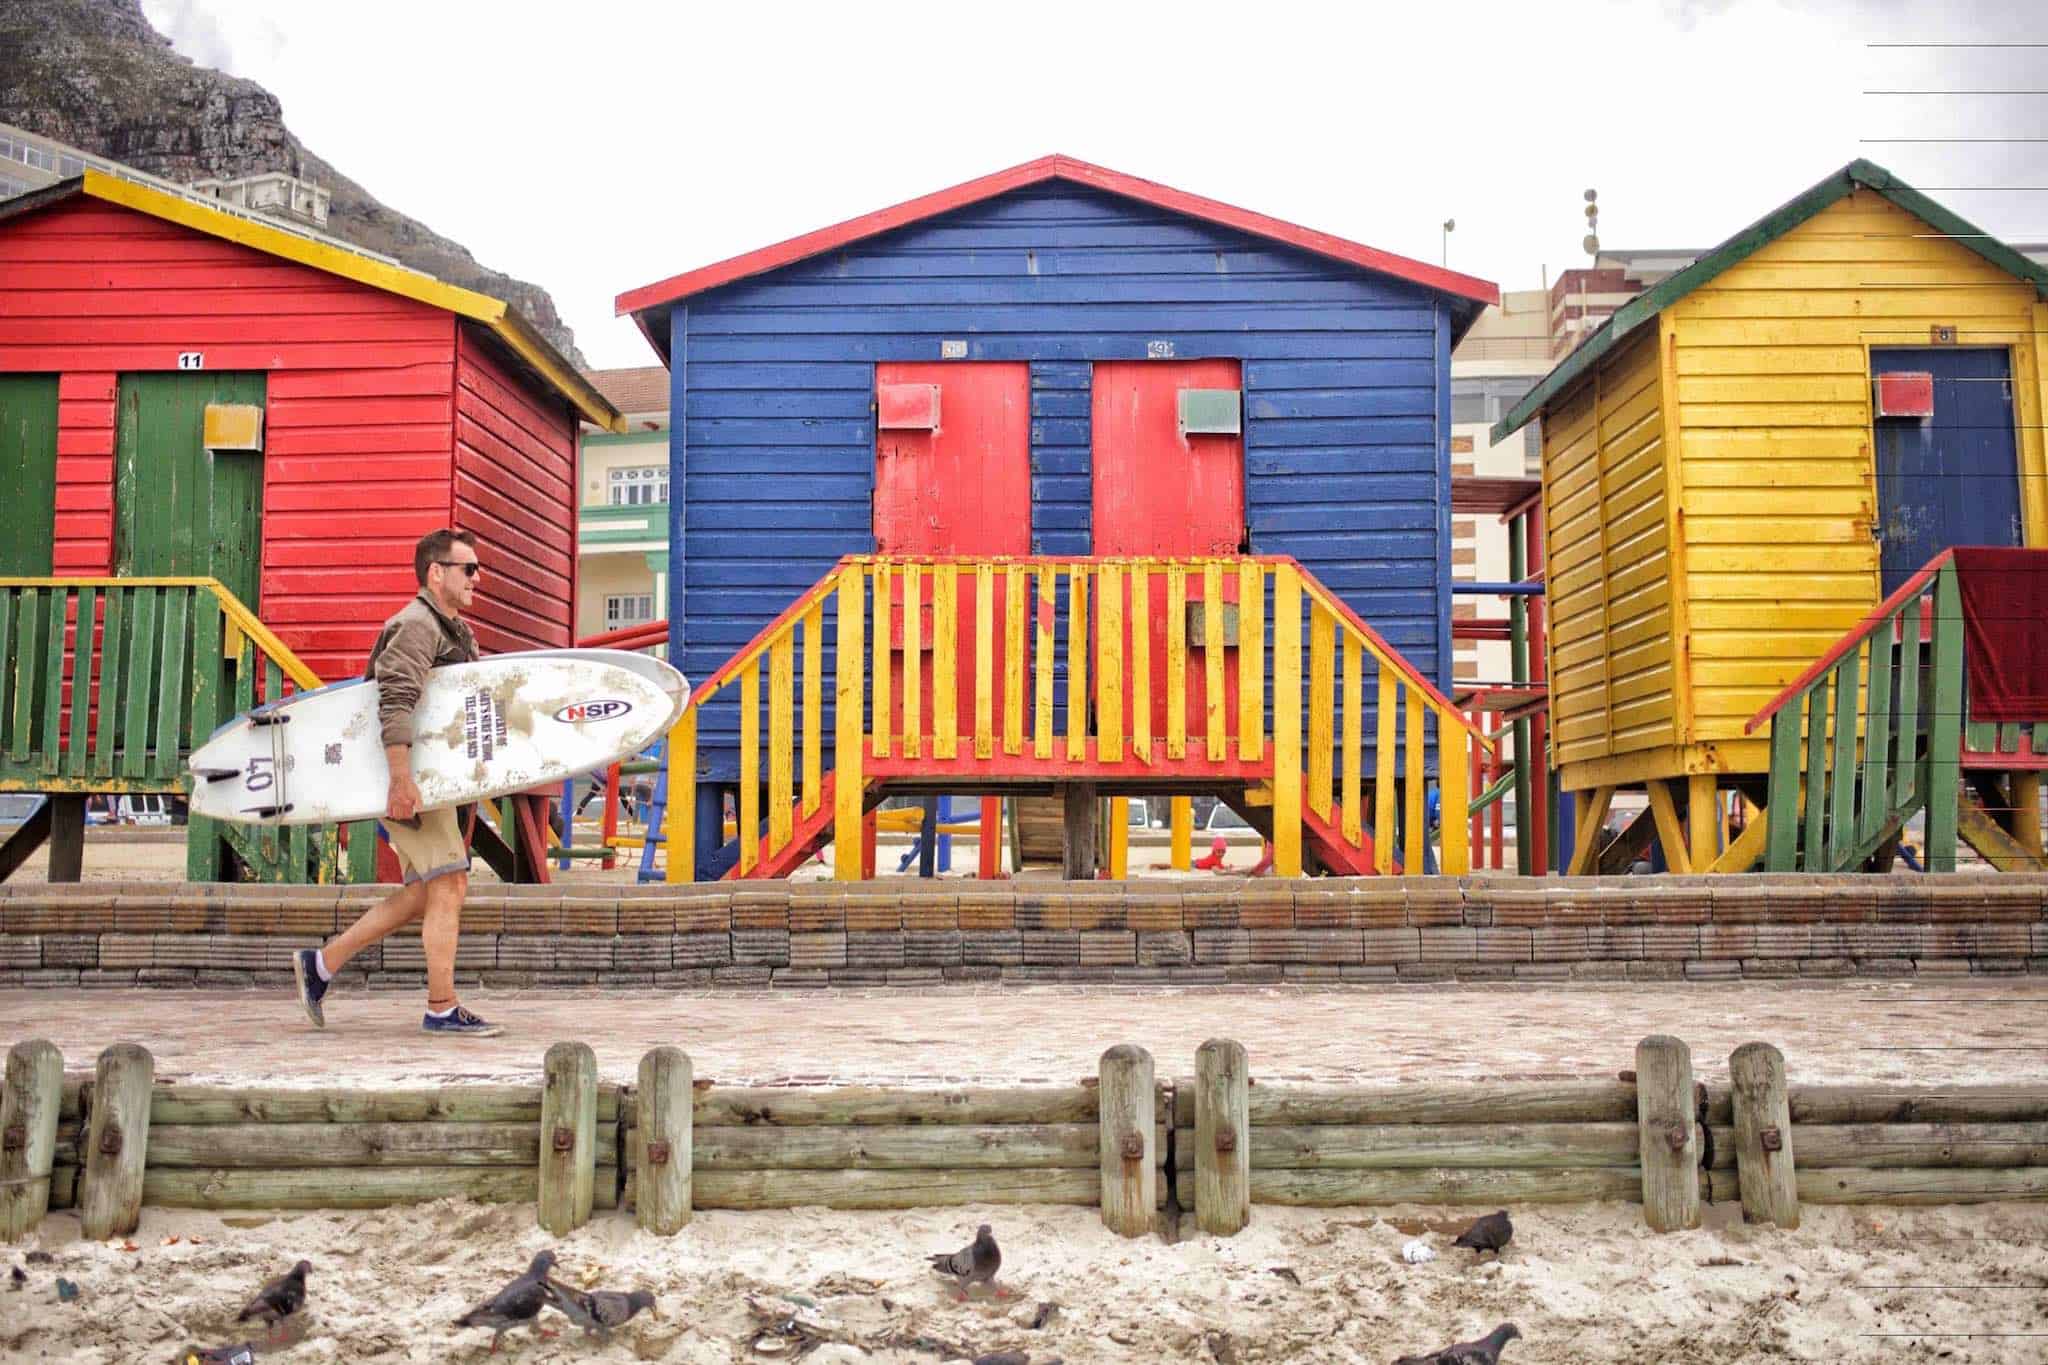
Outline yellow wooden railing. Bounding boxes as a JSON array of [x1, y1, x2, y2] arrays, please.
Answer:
[[666, 556, 1487, 881]]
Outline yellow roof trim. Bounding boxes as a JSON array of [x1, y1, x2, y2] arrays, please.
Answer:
[[78, 170, 622, 431]]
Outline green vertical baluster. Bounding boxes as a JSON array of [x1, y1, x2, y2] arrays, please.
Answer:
[[68, 589, 98, 779], [1861, 613, 1894, 850], [1965, 717, 1994, 754], [1765, 706, 1805, 872], [235, 638, 256, 716], [1893, 595, 1922, 817], [344, 819, 377, 883], [185, 594, 224, 882], [289, 819, 310, 884], [120, 589, 159, 779], [94, 589, 126, 779], [11, 587, 38, 764], [1803, 680, 1831, 870], [1925, 566, 1964, 874], [39, 591, 66, 775], [153, 590, 190, 787], [1827, 646, 1861, 870]]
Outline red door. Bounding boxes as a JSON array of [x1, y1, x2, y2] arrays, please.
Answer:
[[874, 363, 1030, 750], [1091, 361, 1246, 749]]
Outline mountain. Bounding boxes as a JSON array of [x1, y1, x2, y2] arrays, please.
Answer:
[[0, 0, 586, 365]]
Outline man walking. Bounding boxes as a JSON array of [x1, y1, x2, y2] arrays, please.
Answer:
[[292, 528, 501, 1036]]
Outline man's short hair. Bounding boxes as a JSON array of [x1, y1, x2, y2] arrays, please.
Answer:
[[413, 528, 477, 586]]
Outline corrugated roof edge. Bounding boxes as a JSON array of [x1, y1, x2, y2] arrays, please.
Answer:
[[2, 172, 624, 433], [1489, 158, 2048, 444]]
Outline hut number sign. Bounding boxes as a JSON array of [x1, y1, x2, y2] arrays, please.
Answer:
[[177, 352, 205, 370]]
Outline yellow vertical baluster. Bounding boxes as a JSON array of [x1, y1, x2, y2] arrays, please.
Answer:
[[1271, 563, 1302, 876], [1129, 562, 1152, 764], [769, 634, 794, 855], [1341, 634, 1362, 848], [933, 562, 958, 761], [1203, 562, 1225, 761], [870, 562, 891, 759], [666, 707, 697, 883], [975, 562, 994, 759], [1440, 711, 1470, 875], [1170, 795, 1192, 869], [1004, 564, 1026, 756], [1034, 565, 1055, 759], [1066, 567, 1089, 762], [802, 603, 822, 817], [1404, 684, 1425, 874], [1096, 562, 1123, 765], [1237, 560, 1264, 761], [833, 565, 866, 880], [738, 662, 760, 874], [1108, 797, 1129, 879], [901, 561, 921, 759], [1307, 602, 1334, 821], [1375, 670, 1396, 874], [1166, 564, 1187, 760]]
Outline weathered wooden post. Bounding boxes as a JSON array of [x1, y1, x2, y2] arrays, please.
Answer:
[[635, 1047, 693, 1234], [1, 1040, 64, 1242], [1194, 1039, 1250, 1236], [538, 1042, 598, 1235], [80, 1044, 153, 1240], [1730, 1041, 1799, 1229], [1634, 1034, 1700, 1231], [1098, 1045, 1155, 1238]]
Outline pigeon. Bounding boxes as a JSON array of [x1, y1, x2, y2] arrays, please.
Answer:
[[541, 1279, 656, 1340], [8, 1265, 23, 1291], [1451, 1209, 1513, 1258], [55, 1277, 78, 1302], [1392, 1322, 1520, 1365], [182, 1346, 258, 1365], [928, 1224, 1003, 1299], [236, 1260, 310, 1329], [454, 1250, 559, 1354]]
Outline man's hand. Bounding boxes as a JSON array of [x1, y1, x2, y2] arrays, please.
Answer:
[[385, 745, 422, 824]]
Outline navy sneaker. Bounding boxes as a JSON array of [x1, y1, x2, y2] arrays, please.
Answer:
[[421, 1005, 502, 1037], [292, 949, 329, 1029]]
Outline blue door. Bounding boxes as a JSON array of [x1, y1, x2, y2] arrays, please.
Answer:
[[1872, 348, 2023, 594]]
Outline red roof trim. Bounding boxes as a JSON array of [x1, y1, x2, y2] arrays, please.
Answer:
[[615, 154, 1500, 318]]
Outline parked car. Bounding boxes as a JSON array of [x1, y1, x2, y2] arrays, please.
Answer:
[[0, 793, 44, 831], [1205, 803, 1255, 832], [113, 794, 174, 826]]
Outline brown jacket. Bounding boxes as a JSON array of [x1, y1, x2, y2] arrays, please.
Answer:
[[366, 591, 480, 748]]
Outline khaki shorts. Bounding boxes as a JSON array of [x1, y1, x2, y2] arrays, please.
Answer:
[[380, 806, 471, 885]]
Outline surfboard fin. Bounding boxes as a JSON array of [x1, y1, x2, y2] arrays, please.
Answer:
[[239, 804, 295, 820], [194, 767, 240, 783], [247, 710, 292, 728]]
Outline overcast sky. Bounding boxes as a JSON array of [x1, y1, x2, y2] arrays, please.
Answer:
[[141, 0, 2048, 371]]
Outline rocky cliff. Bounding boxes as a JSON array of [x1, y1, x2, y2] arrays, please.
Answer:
[[0, 0, 585, 365]]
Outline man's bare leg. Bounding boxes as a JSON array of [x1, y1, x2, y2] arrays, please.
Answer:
[[320, 881, 429, 975], [420, 870, 468, 1011]]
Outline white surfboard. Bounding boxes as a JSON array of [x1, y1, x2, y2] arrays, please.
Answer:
[[187, 648, 690, 826]]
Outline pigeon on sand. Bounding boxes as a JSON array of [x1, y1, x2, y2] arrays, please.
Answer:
[[1393, 1322, 1521, 1364], [454, 1250, 559, 1353], [928, 1223, 1005, 1298], [541, 1279, 656, 1340], [1451, 1209, 1513, 1258], [182, 1346, 257, 1365], [236, 1259, 310, 1331]]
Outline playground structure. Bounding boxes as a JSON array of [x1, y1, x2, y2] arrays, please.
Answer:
[[1493, 160, 2048, 876]]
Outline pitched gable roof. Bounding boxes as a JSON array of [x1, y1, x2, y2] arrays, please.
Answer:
[[0, 170, 624, 432], [1492, 159, 2048, 443], [616, 154, 1499, 360]]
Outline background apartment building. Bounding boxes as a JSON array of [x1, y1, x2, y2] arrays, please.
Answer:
[[576, 367, 671, 641]]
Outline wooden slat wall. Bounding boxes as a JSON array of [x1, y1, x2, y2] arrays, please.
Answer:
[[454, 326, 579, 652], [1671, 189, 2046, 744], [1541, 329, 1676, 767], [0, 197, 460, 682]]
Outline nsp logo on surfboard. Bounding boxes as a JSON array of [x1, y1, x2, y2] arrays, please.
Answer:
[[554, 699, 633, 725]]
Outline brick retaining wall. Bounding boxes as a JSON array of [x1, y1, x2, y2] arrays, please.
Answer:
[[1, 876, 2044, 989]]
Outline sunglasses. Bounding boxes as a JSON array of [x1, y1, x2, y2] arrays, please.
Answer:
[[435, 560, 482, 578]]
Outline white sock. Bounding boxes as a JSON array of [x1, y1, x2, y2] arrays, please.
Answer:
[[314, 952, 334, 983], [428, 1004, 456, 1018]]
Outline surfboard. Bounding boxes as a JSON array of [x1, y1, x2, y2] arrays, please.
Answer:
[[187, 648, 690, 826]]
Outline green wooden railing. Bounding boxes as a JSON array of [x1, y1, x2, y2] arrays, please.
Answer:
[[1745, 555, 1964, 873], [0, 577, 374, 883]]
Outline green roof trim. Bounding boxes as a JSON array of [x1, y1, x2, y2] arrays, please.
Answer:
[[1490, 159, 2048, 443]]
